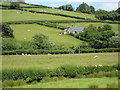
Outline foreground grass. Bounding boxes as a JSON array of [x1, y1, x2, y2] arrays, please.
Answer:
[[14, 77, 118, 88], [2, 10, 76, 22], [2, 53, 118, 70], [58, 22, 119, 34], [10, 24, 83, 47]]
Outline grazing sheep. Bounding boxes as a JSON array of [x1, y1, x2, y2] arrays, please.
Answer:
[[28, 54, 31, 56], [98, 64, 103, 67], [48, 53, 52, 55], [93, 55, 98, 58], [22, 53, 24, 55]]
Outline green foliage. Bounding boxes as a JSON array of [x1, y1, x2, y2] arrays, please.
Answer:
[[2, 38, 21, 50], [3, 79, 26, 88], [2, 65, 119, 82], [95, 9, 120, 21], [58, 4, 74, 11], [30, 33, 51, 50], [106, 83, 118, 88], [2, 23, 14, 38], [89, 84, 99, 88], [76, 3, 95, 14], [108, 36, 120, 48], [10, 2, 20, 9], [79, 24, 115, 48]]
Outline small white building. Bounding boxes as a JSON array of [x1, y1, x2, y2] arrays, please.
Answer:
[[60, 26, 85, 35]]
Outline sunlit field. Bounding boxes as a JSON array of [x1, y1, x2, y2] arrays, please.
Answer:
[[10, 24, 83, 47], [2, 10, 76, 22], [2, 53, 118, 70]]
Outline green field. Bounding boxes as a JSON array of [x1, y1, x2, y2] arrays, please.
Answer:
[[10, 24, 83, 47], [15, 77, 118, 88], [58, 22, 119, 34], [22, 8, 97, 20], [2, 10, 76, 22], [0, 2, 43, 7], [2, 53, 118, 70]]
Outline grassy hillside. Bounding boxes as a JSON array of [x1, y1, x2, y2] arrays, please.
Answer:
[[0, 2, 46, 8], [22, 8, 97, 20], [2, 10, 76, 22], [58, 22, 119, 34], [15, 77, 118, 88], [10, 24, 83, 47], [3, 53, 118, 70]]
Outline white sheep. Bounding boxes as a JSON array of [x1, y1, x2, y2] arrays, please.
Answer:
[[22, 53, 24, 55], [93, 55, 98, 58], [48, 53, 52, 55]]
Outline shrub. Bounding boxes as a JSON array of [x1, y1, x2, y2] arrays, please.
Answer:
[[2, 79, 26, 88], [30, 33, 51, 50], [10, 2, 20, 9], [2, 38, 21, 50], [106, 83, 118, 88], [2, 23, 14, 38], [89, 84, 99, 88]]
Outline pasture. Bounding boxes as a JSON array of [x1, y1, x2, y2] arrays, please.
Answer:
[[58, 22, 119, 34], [22, 8, 97, 20], [2, 10, 76, 22], [2, 53, 118, 70], [10, 24, 83, 47], [15, 77, 118, 88]]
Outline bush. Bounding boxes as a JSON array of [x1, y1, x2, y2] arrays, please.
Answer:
[[2, 38, 21, 50], [3, 79, 26, 88], [10, 2, 20, 9], [106, 83, 118, 88], [2, 65, 119, 82], [2, 23, 14, 38], [30, 33, 51, 50], [89, 84, 99, 88]]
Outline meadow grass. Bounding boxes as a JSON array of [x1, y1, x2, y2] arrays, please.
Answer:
[[10, 24, 83, 47], [14, 77, 118, 88], [58, 22, 119, 34], [2, 53, 118, 70], [0, 2, 45, 7], [22, 8, 97, 20], [1, 10, 76, 22]]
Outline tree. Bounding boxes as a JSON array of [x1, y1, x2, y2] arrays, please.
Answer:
[[2, 23, 14, 38], [10, 2, 20, 9], [58, 4, 74, 11], [116, 8, 120, 14], [108, 36, 120, 48], [102, 24, 112, 31], [76, 3, 95, 14], [31, 33, 51, 50], [89, 6, 95, 13], [2, 38, 21, 50]]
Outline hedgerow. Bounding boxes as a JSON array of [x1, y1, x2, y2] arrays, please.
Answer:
[[2, 65, 119, 82]]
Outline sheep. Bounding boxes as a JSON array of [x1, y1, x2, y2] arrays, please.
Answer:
[[22, 53, 24, 55], [93, 55, 98, 58], [48, 53, 52, 55]]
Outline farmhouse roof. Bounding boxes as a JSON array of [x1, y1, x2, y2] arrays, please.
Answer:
[[68, 26, 85, 32]]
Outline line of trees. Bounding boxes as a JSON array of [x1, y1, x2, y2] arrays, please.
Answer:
[[57, 3, 95, 14], [95, 9, 120, 21]]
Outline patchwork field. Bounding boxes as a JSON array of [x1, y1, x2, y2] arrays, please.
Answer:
[[2, 10, 76, 22], [22, 8, 97, 20], [15, 77, 118, 88], [2, 53, 118, 70], [10, 24, 83, 47], [58, 22, 119, 34]]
